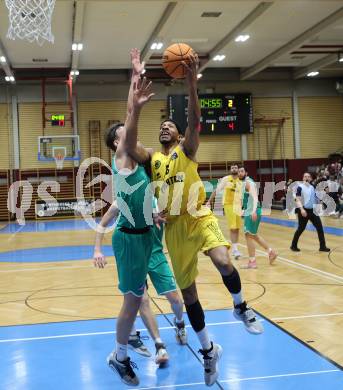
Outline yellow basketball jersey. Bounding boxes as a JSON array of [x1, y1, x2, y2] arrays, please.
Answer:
[[222, 175, 241, 206], [151, 145, 210, 221]]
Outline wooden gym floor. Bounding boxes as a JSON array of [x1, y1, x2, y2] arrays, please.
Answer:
[[0, 210, 342, 369]]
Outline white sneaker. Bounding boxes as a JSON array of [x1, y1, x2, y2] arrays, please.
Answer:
[[232, 249, 242, 260], [128, 331, 151, 357], [155, 342, 169, 365], [174, 318, 187, 345], [199, 342, 222, 386], [233, 301, 264, 334]]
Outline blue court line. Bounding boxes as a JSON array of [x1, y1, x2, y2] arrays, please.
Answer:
[[1, 215, 342, 236], [0, 309, 342, 390], [261, 216, 343, 236], [0, 245, 113, 263], [0, 218, 101, 234]]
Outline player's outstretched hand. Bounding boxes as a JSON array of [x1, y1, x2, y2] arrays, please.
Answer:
[[130, 48, 145, 75], [93, 250, 107, 269], [182, 51, 199, 86], [133, 77, 155, 108]]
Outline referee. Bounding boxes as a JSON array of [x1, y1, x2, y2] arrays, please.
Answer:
[[290, 172, 330, 252]]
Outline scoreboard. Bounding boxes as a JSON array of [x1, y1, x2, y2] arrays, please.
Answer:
[[51, 114, 65, 126], [168, 94, 253, 135]]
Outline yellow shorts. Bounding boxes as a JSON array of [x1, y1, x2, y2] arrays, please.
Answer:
[[224, 204, 242, 230], [165, 213, 230, 289]]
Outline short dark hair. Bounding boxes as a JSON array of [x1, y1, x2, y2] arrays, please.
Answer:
[[160, 119, 183, 135], [104, 122, 124, 152]]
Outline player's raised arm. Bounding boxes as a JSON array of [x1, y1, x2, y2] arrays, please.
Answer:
[[126, 48, 145, 120], [182, 53, 201, 159], [124, 50, 154, 164], [123, 77, 154, 156]]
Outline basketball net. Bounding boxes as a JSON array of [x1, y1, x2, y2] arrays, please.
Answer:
[[5, 0, 56, 45], [54, 154, 65, 170]]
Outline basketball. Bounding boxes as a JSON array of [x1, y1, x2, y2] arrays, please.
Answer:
[[162, 43, 195, 79]]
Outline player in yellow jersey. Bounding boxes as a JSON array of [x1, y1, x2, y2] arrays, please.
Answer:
[[125, 51, 263, 386], [207, 164, 243, 259]]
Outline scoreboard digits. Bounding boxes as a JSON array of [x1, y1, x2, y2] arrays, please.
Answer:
[[168, 94, 253, 135], [51, 114, 65, 127]]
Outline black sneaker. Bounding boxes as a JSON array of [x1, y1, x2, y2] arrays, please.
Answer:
[[128, 331, 151, 357], [319, 247, 330, 252], [107, 353, 139, 386], [290, 246, 301, 252]]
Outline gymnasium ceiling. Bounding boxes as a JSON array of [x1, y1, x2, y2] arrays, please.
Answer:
[[0, 0, 343, 83]]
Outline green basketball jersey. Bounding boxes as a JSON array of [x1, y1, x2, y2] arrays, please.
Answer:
[[112, 158, 153, 230]]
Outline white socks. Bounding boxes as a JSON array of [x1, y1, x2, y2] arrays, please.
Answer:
[[116, 342, 128, 362], [129, 324, 137, 338], [231, 292, 243, 306], [232, 243, 238, 252], [196, 327, 212, 352]]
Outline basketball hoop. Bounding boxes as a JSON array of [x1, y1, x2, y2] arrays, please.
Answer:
[[54, 154, 65, 170], [5, 0, 56, 45]]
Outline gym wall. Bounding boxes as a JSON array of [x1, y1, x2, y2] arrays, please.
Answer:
[[0, 103, 11, 170], [299, 96, 343, 158], [1, 79, 342, 170], [18, 103, 74, 169]]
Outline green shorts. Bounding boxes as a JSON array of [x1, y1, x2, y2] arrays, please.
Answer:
[[243, 207, 262, 235], [148, 226, 177, 295], [112, 228, 153, 297]]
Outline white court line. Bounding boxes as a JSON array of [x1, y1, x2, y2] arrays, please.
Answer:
[[132, 369, 340, 390], [2, 312, 343, 343], [237, 243, 343, 284], [273, 312, 343, 321]]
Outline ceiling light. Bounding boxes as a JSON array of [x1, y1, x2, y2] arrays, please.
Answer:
[[0, 56, 6, 63], [307, 71, 319, 77], [72, 43, 83, 51], [5, 76, 14, 82], [213, 54, 225, 61], [235, 34, 250, 42], [151, 42, 163, 50], [197, 73, 203, 79]]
